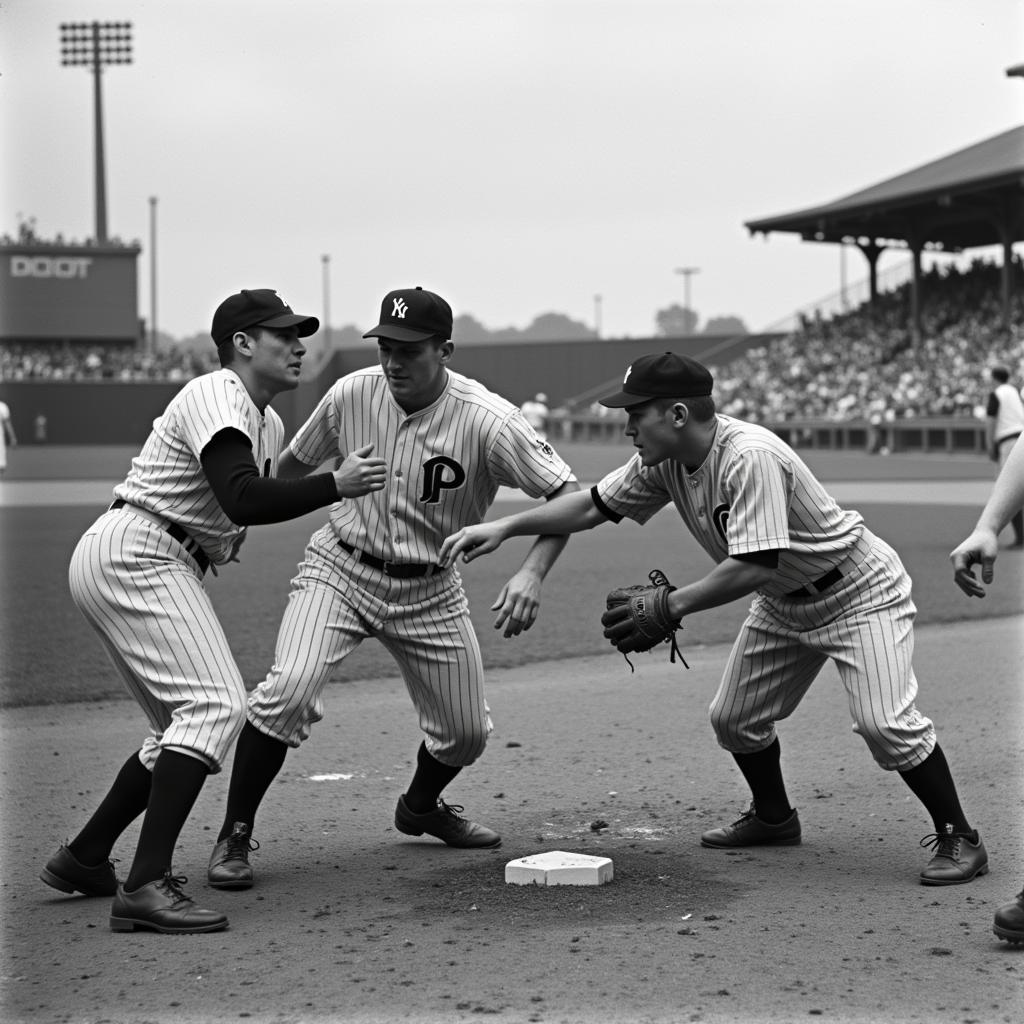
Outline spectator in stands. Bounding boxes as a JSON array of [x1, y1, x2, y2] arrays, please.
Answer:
[[520, 392, 550, 440]]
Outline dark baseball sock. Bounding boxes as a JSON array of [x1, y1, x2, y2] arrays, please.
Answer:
[[898, 743, 973, 835], [124, 748, 209, 892], [68, 750, 152, 866], [731, 737, 793, 824], [217, 721, 289, 842], [404, 742, 462, 814]]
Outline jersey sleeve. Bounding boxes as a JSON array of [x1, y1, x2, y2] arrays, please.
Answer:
[[594, 455, 672, 524], [721, 448, 793, 554], [173, 374, 254, 459], [288, 382, 343, 467], [485, 410, 574, 498]]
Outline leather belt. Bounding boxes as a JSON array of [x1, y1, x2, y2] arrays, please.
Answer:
[[787, 565, 843, 599], [337, 537, 440, 578], [109, 499, 211, 575]]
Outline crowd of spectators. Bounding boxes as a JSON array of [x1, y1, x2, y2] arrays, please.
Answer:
[[2, 260, 1021, 425], [708, 258, 1023, 425], [0, 342, 215, 382]]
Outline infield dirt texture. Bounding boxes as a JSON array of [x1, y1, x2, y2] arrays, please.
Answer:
[[1, 443, 1022, 1024]]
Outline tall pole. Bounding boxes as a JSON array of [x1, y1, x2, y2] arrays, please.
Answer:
[[60, 22, 132, 244], [148, 196, 158, 358], [593, 293, 602, 338], [674, 266, 700, 327], [321, 254, 331, 355], [91, 24, 107, 243]]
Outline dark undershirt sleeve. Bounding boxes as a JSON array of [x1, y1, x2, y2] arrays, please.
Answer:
[[200, 428, 338, 525], [590, 485, 624, 523], [732, 549, 781, 569]]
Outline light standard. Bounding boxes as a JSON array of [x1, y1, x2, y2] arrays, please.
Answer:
[[148, 196, 157, 359], [674, 266, 700, 324], [593, 294, 602, 338], [60, 21, 133, 243], [321, 254, 332, 355]]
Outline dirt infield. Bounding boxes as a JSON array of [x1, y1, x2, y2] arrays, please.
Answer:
[[2, 617, 1022, 1024], [2, 444, 1022, 1023]]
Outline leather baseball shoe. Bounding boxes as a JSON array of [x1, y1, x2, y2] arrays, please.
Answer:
[[394, 795, 501, 848], [919, 828, 989, 885], [40, 844, 117, 897], [993, 889, 1024, 945], [208, 822, 258, 890], [700, 805, 802, 848], [109, 872, 228, 933]]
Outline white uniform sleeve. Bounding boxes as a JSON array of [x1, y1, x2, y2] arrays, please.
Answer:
[[485, 410, 573, 498], [289, 382, 343, 467], [721, 449, 792, 554], [595, 455, 672, 524], [172, 374, 254, 459]]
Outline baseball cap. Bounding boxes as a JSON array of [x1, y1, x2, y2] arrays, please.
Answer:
[[597, 352, 714, 408], [211, 289, 319, 346], [362, 286, 453, 343]]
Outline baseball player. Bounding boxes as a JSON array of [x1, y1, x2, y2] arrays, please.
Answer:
[[39, 289, 386, 934], [441, 351, 988, 885], [984, 365, 1024, 549], [205, 286, 578, 890], [0, 398, 16, 476], [950, 429, 1024, 942]]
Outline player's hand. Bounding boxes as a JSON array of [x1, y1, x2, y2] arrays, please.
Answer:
[[438, 522, 508, 567], [490, 568, 542, 638], [332, 443, 387, 498], [949, 528, 999, 598]]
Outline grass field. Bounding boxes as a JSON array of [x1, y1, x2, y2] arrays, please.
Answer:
[[1, 443, 1020, 708]]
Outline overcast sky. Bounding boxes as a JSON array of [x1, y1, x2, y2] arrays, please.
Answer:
[[3, 0, 1022, 341]]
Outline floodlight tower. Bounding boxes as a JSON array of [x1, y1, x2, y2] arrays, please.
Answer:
[[60, 21, 133, 243]]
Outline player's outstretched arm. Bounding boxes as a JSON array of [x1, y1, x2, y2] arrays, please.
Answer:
[[439, 488, 605, 567], [950, 435, 1024, 597], [490, 480, 581, 638]]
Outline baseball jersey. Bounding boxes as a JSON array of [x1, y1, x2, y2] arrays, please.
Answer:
[[595, 414, 864, 598], [0, 400, 10, 465], [986, 382, 1024, 443], [289, 366, 574, 564], [113, 368, 284, 564]]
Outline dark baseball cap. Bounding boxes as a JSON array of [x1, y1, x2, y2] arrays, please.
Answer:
[[211, 288, 319, 346], [598, 352, 714, 408], [362, 286, 453, 343]]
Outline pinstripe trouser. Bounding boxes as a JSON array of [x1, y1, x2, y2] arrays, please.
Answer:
[[68, 509, 246, 772], [247, 523, 493, 766], [708, 530, 936, 772]]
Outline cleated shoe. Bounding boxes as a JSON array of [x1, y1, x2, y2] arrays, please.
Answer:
[[394, 795, 501, 849], [40, 844, 118, 897], [700, 804, 802, 848], [109, 872, 228, 933], [208, 822, 259, 890], [919, 828, 989, 885], [993, 889, 1024, 945]]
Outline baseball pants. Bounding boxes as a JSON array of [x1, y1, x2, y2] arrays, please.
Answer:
[[247, 523, 492, 766], [68, 508, 247, 772], [709, 530, 936, 772]]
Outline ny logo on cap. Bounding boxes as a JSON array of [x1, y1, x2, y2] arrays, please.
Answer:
[[392, 297, 408, 319], [623, 366, 632, 383]]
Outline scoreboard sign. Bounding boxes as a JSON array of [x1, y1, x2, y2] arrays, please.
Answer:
[[0, 243, 141, 342]]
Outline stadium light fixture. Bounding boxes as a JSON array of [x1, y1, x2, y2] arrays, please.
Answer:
[[60, 21, 134, 243], [674, 266, 701, 315], [1005, 63, 1024, 78]]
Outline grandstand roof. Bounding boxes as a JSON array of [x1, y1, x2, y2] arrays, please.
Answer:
[[745, 124, 1024, 250]]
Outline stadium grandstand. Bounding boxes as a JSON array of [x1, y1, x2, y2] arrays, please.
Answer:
[[1, 125, 1022, 452]]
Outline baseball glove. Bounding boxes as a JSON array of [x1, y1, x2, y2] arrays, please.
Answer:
[[601, 569, 688, 671]]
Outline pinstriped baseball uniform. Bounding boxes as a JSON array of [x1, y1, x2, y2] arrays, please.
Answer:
[[69, 369, 284, 772], [247, 365, 574, 764], [596, 414, 935, 772]]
